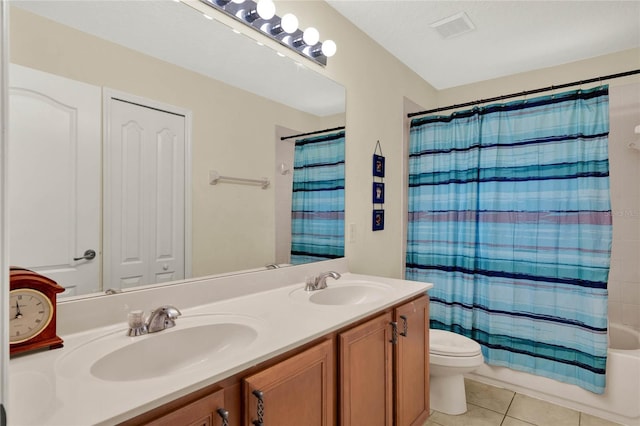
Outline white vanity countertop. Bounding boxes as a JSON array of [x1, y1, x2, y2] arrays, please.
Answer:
[[8, 271, 432, 426]]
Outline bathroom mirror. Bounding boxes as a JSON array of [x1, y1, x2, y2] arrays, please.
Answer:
[[7, 0, 346, 298]]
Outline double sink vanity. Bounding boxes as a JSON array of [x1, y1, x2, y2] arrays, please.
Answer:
[[8, 259, 433, 425]]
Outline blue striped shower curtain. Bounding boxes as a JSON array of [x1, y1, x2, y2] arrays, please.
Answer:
[[406, 87, 612, 393], [291, 131, 345, 264]]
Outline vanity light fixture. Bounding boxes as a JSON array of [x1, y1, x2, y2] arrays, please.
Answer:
[[199, 0, 336, 66]]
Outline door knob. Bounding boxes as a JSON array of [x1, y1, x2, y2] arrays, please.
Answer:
[[73, 249, 96, 261]]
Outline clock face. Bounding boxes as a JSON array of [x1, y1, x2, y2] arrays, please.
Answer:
[[9, 288, 54, 344]]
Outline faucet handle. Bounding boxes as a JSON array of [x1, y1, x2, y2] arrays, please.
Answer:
[[304, 276, 317, 291], [127, 310, 148, 336]]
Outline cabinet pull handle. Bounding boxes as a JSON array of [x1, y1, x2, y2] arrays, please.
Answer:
[[252, 389, 264, 426], [389, 321, 398, 344], [216, 408, 229, 426], [399, 315, 408, 337]]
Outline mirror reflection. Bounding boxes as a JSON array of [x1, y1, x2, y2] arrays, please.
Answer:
[[8, 0, 346, 298]]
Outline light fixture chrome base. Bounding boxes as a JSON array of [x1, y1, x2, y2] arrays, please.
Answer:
[[199, 0, 330, 66]]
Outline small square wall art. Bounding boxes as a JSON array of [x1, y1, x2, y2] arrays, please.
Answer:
[[373, 182, 385, 204], [372, 209, 384, 231], [373, 154, 385, 178]]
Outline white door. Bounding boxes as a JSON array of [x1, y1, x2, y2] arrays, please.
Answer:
[[104, 95, 186, 289], [8, 64, 101, 296]]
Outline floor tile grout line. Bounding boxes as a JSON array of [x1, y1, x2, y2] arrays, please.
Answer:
[[504, 390, 517, 421]]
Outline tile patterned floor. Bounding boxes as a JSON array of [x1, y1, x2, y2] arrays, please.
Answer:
[[424, 379, 622, 426]]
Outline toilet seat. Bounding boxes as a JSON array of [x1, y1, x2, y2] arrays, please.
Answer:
[[430, 329, 482, 357]]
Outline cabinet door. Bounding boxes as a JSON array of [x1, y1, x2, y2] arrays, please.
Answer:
[[395, 295, 430, 426], [339, 312, 393, 426], [145, 388, 228, 426], [244, 339, 335, 426]]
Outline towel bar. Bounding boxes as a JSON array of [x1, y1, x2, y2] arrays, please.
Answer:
[[209, 170, 270, 189]]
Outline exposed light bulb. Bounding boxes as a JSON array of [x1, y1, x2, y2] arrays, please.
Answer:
[[280, 13, 298, 34], [256, 0, 276, 20], [321, 40, 337, 57], [302, 27, 319, 46], [231, 0, 245, 3]]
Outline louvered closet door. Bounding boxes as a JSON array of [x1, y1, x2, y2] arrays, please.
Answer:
[[105, 97, 185, 289]]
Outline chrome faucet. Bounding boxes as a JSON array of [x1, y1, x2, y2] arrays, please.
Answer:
[[146, 305, 182, 333], [305, 271, 341, 291]]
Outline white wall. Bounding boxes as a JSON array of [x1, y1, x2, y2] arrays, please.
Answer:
[[609, 82, 640, 332], [276, 1, 438, 278]]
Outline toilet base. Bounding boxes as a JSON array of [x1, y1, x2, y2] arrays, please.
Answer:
[[430, 373, 468, 415]]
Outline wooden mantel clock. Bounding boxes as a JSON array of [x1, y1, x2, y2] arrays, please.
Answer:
[[9, 268, 64, 356]]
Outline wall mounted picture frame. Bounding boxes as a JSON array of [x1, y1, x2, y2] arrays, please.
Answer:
[[373, 154, 385, 177], [372, 209, 385, 231], [373, 182, 385, 204]]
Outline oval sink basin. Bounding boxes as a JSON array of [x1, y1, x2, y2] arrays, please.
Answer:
[[56, 314, 261, 382], [91, 323, 257, 381], [289, 280, 393, 306]]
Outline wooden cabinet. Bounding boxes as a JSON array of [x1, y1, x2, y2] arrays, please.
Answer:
[[244, 338, 335, 426], [339, 295, 430, 426], [119, 381, 241, 426], [339, 312, 394, 426], [395, 295, 430, 426], [144, 388, 228, 426]]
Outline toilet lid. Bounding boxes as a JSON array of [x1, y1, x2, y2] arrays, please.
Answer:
[[430, 329, 482, 357]]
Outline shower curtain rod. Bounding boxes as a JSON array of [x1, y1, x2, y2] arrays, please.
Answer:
[[280, 125, 345, 141], [407, 69, 640, 119]]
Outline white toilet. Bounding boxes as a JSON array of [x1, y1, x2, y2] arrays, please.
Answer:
[[429, 329, 484, 415]]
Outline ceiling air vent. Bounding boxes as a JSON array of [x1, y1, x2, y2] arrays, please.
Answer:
[[430, 12, 475, 39]]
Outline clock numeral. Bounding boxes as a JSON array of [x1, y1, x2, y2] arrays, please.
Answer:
[[17, 295, 22, 300], [35, 319, 42, 323], [38, 310, 44, 314]]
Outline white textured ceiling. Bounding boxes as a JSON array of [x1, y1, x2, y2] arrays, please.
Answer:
[[14, 0, 640, 100], [327, 0, 640, 89]]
